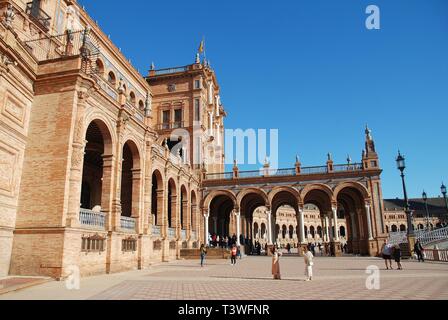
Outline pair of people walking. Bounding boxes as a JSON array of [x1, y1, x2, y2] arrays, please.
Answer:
[[271, 247, 314, 281], [382, 242, 403, 270]]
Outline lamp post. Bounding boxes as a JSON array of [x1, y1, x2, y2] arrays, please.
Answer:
[[396, 151, 414, 236], [422, 191, 431, 231], [441, 183, 448, 226]]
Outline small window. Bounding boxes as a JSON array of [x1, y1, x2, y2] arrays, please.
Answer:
[[194, 80, 201, 89], [129, 92, 136, 105], [162, 110, 170, 129], [173, 109, 182, 128], [138, 100, 145, 111]]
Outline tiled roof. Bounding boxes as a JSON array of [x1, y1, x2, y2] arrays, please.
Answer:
[[384, 198, 447, 216]]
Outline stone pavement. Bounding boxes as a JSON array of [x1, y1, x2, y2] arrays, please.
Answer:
[[1, 256, 447, 300]]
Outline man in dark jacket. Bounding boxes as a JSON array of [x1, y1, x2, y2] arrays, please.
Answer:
[[414, 240, 425, 262]]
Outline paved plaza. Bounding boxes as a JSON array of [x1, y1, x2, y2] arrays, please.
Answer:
[[1, 256, 447, 300]]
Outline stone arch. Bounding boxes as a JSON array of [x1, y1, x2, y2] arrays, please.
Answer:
[[268, 186, 301, 206], [83, 113, 116, 155], [167, 177, 177, 229], [151, 169, 164, 227], [300, 184, 334, 204], [333, 182, 371, 202], [191, 190, 198, 233], [203, 190, 237, 211], [120, 140, 142, 219], [180, 184, 188, 230], [80, 119, 114, 213], [237, 188, 269, 210]]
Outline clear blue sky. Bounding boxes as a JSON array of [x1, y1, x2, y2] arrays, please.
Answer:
[[79, 0, 448, 199]]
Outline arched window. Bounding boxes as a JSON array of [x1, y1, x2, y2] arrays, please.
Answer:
[[129, 91, 136, 105], [96, 59, 105, 77], [138, 100, 145, 111], [108, 71, 116, 86]]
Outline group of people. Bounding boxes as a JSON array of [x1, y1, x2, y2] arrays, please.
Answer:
[[272, 246, 314, 281], [208, 234, 239, 249], [381, 239, 426, 270]]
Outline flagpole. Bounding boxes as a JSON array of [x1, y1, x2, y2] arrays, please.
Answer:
[[203, 36, 207, 63]]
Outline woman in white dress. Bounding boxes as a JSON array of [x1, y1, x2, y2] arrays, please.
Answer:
[[304, 249, 314, 281]]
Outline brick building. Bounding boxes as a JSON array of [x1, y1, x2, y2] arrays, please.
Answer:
[[1, 0, 391, 279]]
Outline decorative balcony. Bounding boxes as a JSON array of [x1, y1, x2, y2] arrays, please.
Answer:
[[26, 1, 51, 31], [79, 209, 106, 229], [157, 121, 185, 131], [120, 216, 136, 232]]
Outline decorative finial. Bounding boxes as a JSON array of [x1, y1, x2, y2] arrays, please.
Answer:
[[365, 125, 372, 140], [347, 155, 352, 164], [296, 155, 300, 163], [150, 62, 155, 71], [163, 138, 168, 149], [327, 153, 332, 161], [195, 53, 200, 64], [233, 159, 237, 167]]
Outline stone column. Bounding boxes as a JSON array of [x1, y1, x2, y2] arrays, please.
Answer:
[[131, 169, 142, 233], [332, 207, 340, 242], [299, 208, 306, 243], [66, 91, 89, 228], [365, 204, 374, 240], [267, 211, 273, 245], [235, 211, 241, 246], [101, 155, 116, 231], [204, 212, 210, 245], [325, 216, 330, 242]]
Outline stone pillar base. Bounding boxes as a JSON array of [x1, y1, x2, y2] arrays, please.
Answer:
[[331, 242, 342, 257]]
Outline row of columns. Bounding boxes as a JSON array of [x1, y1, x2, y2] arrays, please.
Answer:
[[203, 204, 375, 246]]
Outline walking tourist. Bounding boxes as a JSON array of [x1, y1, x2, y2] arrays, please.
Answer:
[[393, 245, 402, 270], [271, 246, 282, 280], [381, 241, 394, 270], [200, 244, 207, 267], [414, 240, 425, 262], [304, 248, 314, 281], [231, 244, 238, 266]]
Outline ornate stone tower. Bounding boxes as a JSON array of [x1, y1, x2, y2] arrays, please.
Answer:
[[146, 57, 226, 175]]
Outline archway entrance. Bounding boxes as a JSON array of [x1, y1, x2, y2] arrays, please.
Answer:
[[80, 120, 113, 228]]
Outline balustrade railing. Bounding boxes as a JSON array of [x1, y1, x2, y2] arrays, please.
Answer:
[[79, 209, 106, 229], [168, 228, 176, 238], [154, 66, 189, 76], [300, 166, 328, 175], [26, 1, 51, 31], [206, 172, 233, 181], [120, 216, 136, 231], [416, 226, 448, 247], [191, 231, 197, 240], [333, 163, 363, 172], [203, 162, 366, 181], [181, 230, 187, 240]]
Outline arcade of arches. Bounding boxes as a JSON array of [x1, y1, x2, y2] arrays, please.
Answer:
[[203, 183, 383, 256]]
